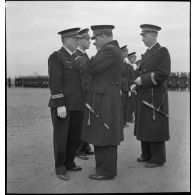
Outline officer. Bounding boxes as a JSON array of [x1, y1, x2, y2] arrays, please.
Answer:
[[7, 77, 11, 88], [127, 52, 137, 123], [76, 25, 124, 180], [187, 72, 190, 91], [179, 72, 188, 91], [48, 27, 84, 180], [15, 76, 18, 87], [120, 45, 131, 127], [170, 72, 177, 91], [128, 52, 137, 71], [130, 24, 171, 168], [74, 28, 94, 160]]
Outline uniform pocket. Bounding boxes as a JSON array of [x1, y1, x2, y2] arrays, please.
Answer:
[[89, 87, 105, 115]]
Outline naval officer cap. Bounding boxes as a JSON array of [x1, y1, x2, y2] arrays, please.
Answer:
[[140, 24, 161, 35], [58, 27, 81, 38], [79, 28, 91, 39], [91, 25, 115, 40], [128, 52, 136, 58], [120, 45, 127, 50]]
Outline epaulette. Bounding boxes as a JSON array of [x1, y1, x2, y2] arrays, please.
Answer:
[[158, 46, 164, 50], [104, 44, 115, 49], [57, 50, 61, 54]]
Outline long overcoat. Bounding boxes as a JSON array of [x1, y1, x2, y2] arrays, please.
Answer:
[[134, 43, 171, 142], [121, 61, 131, 92], [74, 49, 91, 102], [48, 47, 84, 110], [81, 40, 124, 146]]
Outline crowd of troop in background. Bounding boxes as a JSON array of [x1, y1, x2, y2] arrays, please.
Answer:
[[7, 72, 190, 91]]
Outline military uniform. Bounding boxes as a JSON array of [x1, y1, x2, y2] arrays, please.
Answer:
[[121, 59, 131, 125], [127, 52, 138, 123], [134, 24, 171, 166], [74, 40, 93, 158], [179, 72, 188, 91], [79, 25, 124, 179], [7, 77, 11, 88], [48, 28, 84, 175]]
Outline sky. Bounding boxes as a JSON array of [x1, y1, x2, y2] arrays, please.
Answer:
[[6, 1, 190, 77]]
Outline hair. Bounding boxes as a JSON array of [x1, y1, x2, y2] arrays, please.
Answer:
[[102, 32, 113, 38], [61, 37, 65, 43], [151, 32, 158, 37], [61, 36, 73, 43]]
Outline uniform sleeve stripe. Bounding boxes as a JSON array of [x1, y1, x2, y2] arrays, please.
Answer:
[[51, 94, 64, 99], [151, 72, 158, 85]]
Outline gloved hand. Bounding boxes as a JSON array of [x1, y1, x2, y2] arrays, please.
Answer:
[[130, 84, 137, 95], [57, 106, 67, 118]]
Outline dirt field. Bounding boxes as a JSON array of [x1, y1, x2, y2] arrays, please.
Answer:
[[7, 88, 190, 193]]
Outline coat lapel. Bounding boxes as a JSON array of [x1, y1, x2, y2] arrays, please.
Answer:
[[140, 43, 160, 69]]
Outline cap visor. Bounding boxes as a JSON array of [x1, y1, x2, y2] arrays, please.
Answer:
[[72, 35, 81, 38], [91, 35, 96, 40]]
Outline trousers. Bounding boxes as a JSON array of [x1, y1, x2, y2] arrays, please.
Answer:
[[50, 108, 83, 173], [94, 145, 117, 177], [141, 141, 166, 164]]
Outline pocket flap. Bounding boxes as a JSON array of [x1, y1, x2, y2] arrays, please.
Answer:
[[90, 87, 105, 94]]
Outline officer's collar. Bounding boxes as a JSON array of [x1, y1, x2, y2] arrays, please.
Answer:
[[148, 42, 158, 50], [77, 46, 86, 54], [62, 46, 73, 55]]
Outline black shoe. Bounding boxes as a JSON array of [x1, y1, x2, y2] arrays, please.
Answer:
[[85, 151, 94, 155], [76, 154, 89, 160], [67, 165, 82, 171], [89, 173, 114, 180], [56, 173, 69, 180], [130, 119, 135, 123], [145, 163, 164, 168], [137, 157, 149, 163]]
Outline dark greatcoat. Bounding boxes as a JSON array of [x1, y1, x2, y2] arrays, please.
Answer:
[[74, 49, 91, 103], [121, 61, 130, 92], [81, 40, 124, 146], [48, 47, 84, 110], [126, 63, 136, 121], [134, 43, 171, 142]]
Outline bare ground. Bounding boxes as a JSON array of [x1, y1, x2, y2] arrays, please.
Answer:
[[7, 88, 190, 193]]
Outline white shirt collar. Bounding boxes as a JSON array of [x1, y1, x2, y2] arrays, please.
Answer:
[[77, 47, 85, 54], [124, 58, 129, 63], [129, 62, 137, 70], [148, 42, 158, 50], [63, 46, 73, 55]]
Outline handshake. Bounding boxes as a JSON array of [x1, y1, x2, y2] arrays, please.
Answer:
[[129, 77, 142, 95]]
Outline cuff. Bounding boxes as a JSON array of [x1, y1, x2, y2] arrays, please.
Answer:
[[151, 72, 158, 85]]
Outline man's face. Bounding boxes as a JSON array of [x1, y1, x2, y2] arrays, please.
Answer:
[[94, 35, 104, 49], [141, 32, 156, 47], [68, 37, 79, 51], [129, 56, 137, 64], [122, 48, 128, 58], [79, 37, 91, 50], [93, 42, 101, 52]]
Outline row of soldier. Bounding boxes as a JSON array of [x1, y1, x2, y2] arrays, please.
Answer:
[[7, 73, 190, 92], [6, 76, 49, 88], [7, 74, 190, 91]]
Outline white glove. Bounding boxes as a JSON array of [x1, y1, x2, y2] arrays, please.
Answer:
[[134, 77, 142, 86], [130, 84, 137, 95], [57, 106, 67, 118], [128, 91, 131, 97]]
